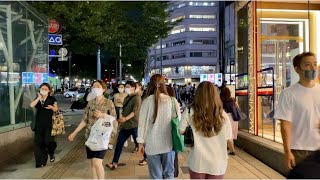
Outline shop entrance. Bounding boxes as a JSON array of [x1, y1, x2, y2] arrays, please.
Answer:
[[258, 21, 305, 142]]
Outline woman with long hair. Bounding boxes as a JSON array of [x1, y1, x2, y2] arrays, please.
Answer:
[[220, 87, 238, 155], [137, 74, 181, 179], [179, 81, 232, 179], [68, 80, 116, 179], [30, 83, 59, 168]]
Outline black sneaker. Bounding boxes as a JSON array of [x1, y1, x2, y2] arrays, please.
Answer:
[[50, 155, 55, 162], [228, 152, 236, 156]]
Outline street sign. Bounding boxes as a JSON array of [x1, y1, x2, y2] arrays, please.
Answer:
[[200, 74, 208, 82], [58, 57, 68, 61], [58, 48, 68, 56], [49, 19, 60, 34], [208, 74, 215, 83], [58, 47, 68, 61], [22, 72, 27, 84], [42, 73, 48, 83], [35, 73, 42, 84], [48, 34, 63, 45], [215, 73, 223, 86]]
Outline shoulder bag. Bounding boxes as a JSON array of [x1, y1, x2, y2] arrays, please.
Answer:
[[51, 110, 65, 136], [171, 97, 185, 152], [184, 107, 194, 147]]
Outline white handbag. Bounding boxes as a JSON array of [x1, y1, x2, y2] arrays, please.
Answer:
[[85, 114, 115, 151]]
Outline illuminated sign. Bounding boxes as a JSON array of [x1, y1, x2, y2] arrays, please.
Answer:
[[248, 2, 255, 134]]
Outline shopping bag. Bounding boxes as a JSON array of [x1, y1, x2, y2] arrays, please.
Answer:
[[51, 111, 65, 136], [171, 98, 185, 152], [85, 114, 116, 151]]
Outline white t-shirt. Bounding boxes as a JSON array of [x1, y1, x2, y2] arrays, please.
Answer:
[[274, 83, 320, 151], [179, 108, 232, 175]]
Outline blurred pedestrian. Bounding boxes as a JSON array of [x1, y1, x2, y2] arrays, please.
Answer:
[[220, 87, 239, 155]]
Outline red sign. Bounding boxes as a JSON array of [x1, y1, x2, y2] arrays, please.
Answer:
[[49, 19, 60, 34]]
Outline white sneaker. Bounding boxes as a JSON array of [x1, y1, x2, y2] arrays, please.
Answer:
[[124, 140, 128, 147], [108, 144, 113, 150]]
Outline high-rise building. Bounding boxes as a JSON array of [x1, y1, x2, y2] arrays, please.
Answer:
[[146, 1, 220, 85]]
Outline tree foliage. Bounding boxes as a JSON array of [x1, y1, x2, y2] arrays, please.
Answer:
[[31, 1, 175, 79]]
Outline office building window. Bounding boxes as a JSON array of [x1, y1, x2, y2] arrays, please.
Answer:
[[189, 2, 216, 7], [203, 51, 217, 57], [155, 44, 166, 49], [190, 38, 217, 45], [172, 40, 185, 47], [190, 52, 202, 57], [190, 51, 217, 57], [162, 55, 169, 60], [203, 39, 216, 44], [189, 15, 216, 19], [171, 15, 185, 22], [172, 53, 186, 59], [189, 27, 216, 32], [170, 28, 185, 34], [177, 3, 186, 8]]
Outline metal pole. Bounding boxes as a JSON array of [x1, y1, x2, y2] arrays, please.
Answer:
[[116, 56, 118, 80], [119, 44, 122, 83], [154, 47, 156, 72], [160, 38, 163, 75], [69, 52, 72, 88], [97, 47, 101, 79], [7, 5, 15, 125]]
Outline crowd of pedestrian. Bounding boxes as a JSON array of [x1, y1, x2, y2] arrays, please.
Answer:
[[29, 51, 320, 179]]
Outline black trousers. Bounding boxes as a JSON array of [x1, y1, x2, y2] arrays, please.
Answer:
[[34, 127, 57, 167]]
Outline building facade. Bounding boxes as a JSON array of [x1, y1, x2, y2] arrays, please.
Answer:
[[221, 0, 320, 175], [0, 1, 48, 162], [147, 1, 220, 85]]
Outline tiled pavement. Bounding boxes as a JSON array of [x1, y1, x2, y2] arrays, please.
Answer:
[[0, 111, 284, 179]]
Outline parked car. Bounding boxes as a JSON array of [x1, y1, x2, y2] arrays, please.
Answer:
[[64, 88, 85, 98]]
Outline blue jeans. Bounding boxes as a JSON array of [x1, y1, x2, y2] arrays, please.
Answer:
[[146, 151, 175, 179], [112, 127, 138, 163]]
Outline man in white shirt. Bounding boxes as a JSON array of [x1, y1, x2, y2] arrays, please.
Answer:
[[274, 52, 320, 170]]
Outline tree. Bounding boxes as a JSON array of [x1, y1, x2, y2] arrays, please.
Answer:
[[31, 1, 175, 79]]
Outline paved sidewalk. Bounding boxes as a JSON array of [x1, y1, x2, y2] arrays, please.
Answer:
[[0, 112, 284, 179]]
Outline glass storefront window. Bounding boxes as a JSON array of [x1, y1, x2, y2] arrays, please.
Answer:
[[0, 2, 48, 130]]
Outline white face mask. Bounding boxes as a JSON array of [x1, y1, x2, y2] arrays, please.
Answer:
[[40, 90, 49, 96], [118, 88, 124, 93], [135, 88, 140, 93], [91, 88, 104, 97], [125, 88, 132, 94]]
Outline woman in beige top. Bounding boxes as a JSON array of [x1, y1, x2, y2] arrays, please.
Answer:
[[68, 80, 116, 179], [113, 84, 128, 120]]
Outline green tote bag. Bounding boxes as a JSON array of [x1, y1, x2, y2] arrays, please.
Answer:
[[171, 97, 185, 152]]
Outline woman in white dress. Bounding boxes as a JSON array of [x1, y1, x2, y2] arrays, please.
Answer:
[[179, 81, 232, 179]]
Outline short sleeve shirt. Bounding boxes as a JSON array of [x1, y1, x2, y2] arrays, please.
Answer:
[[274, 83, 320, 150]]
